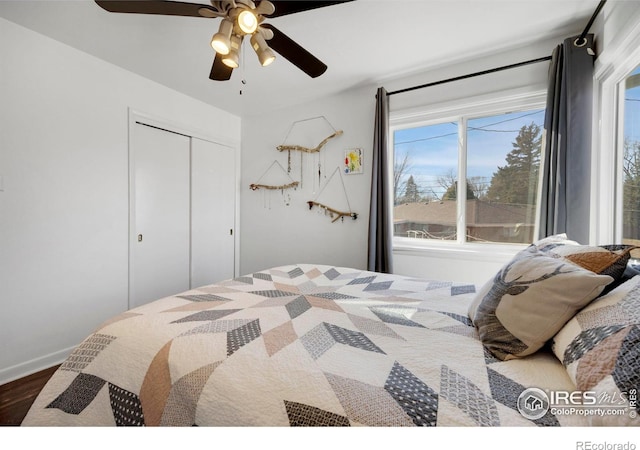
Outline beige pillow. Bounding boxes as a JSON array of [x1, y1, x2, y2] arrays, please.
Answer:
[[468, 244, 613, 360], [531, 233, 579, 249]]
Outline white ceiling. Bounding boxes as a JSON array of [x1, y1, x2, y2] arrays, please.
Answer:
[[0, 0, 600, 117]]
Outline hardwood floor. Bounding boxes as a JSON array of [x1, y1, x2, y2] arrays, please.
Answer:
[[0, 365, 59, 426]]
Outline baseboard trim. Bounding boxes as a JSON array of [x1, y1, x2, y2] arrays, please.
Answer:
[[0, 347, 73, 386]]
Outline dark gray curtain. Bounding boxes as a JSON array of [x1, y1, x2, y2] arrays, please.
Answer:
[[368, 87, 393, 273], [538, 34, 595, 244]]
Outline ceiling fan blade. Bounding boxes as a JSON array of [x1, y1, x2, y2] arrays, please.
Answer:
[[95, 1, 219, 18], [268, 1, 355, 18], [261, 24, 327, 78], [209, 53, 233, 81]]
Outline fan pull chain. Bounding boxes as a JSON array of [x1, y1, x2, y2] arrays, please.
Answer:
[[239, 37, 247, 95]]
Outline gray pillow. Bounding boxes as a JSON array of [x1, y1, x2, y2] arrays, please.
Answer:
[[468, 244, 613, 360]]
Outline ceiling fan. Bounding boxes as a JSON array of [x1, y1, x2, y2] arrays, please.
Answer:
[[95, 1, 353, 81]]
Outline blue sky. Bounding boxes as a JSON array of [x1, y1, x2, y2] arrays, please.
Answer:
[[625, 65, 640, 144], [394, 109, 545, 199]]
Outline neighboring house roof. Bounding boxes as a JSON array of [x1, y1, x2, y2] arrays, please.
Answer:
[[393, 200, 536, 227]]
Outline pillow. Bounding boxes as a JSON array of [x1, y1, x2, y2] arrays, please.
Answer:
[[531, 233, 579, 250], [540, 242, 635, 283], [551, 275, 640, 425], [534, 234, 636, 295], [468, 244, 613, 360]]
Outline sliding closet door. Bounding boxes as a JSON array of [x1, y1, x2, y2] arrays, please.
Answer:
[[131, 123, 190, 308], [191, 138, 235, 287]]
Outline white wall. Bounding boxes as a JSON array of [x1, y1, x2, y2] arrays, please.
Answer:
[[0, 18, 241, 384], [240, 86, 375, 275]]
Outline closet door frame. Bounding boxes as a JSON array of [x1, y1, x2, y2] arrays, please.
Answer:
[[127, 109, 240, 309]]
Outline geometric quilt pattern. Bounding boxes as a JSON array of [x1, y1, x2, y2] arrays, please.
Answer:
[[440, 364, 498, 426], [24, 264, 589, 427], [46, 373, 107, 415], [284, 400, 350, 426], [59, 333, 116, 373], [384, 361, 438, 426]]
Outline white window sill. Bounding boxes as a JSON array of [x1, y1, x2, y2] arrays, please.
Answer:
[[393, 237, 525, 263]]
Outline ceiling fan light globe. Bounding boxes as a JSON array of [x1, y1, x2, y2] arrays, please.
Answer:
[[259, 49, 275, 66], [211, 35, 230, 54], [238, 10, 258, 34], [222, 56, 239, 68], [211, 19, 233, 54], [251, 32, 275, 66]]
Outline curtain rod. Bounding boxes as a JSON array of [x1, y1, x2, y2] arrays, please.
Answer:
[[387, 0, 606, 97], [577, 0, 606, 45], [386, 56, 551, 97]]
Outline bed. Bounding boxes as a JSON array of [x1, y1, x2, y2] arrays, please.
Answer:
[[21, 235, 640, 427]]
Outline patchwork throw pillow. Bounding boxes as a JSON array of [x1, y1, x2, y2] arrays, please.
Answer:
[[468, 244, 613, 360], [551, 275, 640, 425], [533, 234, 636, 296], [540, 242, 635, 286]]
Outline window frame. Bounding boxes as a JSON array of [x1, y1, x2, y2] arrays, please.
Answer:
[[389, 88, 547, 258], [593, 12, 640, 246]]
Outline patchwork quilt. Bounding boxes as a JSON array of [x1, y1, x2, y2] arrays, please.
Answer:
[[22, 264, 583, 426]]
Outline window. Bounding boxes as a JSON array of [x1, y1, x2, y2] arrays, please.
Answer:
[[621, 64, 640, 249], [392, 98, 545, 247]]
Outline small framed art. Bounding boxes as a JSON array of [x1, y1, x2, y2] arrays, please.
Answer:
[[344, 148, 363, 174]]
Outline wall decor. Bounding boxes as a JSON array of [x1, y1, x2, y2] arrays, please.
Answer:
[[250, 160, 299, 208], [276, 116, 343, 192], [307, 166, 358, 223], [344, 148, 363, 174], [277, 129, 343, 154]]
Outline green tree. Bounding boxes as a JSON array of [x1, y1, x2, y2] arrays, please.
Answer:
[[486, 122, 541, 205], [442, 180, 476, 200], [623, 138, 640, 239], [403, 175, 421, 203]]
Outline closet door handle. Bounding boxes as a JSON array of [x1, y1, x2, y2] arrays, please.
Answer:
[[138, 234, 143, 242]]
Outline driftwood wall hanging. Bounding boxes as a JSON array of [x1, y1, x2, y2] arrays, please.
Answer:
[[250, 160, 299, 208], [276, 116, 343, 193], [308, 166, 358, 223]]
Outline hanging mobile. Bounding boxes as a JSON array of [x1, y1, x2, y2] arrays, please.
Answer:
[[250, 160, 299, 207], [276, 116, 343, 190], [307, 166, 358, 223]]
